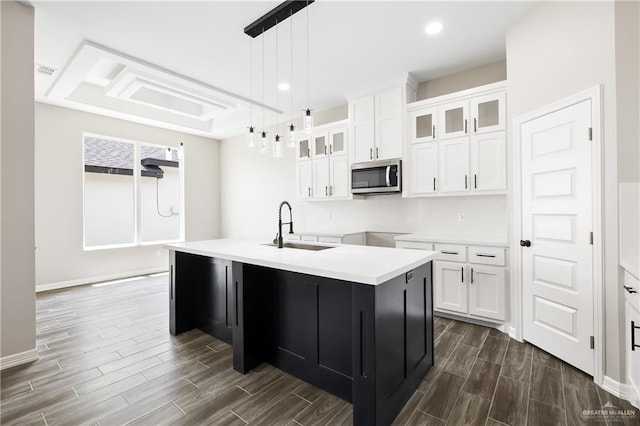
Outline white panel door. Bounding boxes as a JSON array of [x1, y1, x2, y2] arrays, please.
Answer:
[[329, 155, 349, 199], [468, 265, 506, 320], [312, 158, 330, 199], [434, 261, 467, 314], [297, 160, 313, 199], [439, 137, 470, 192], [521, 99, 594, 374], [375, 87, 402, 160], [411, 142, 438, 195], [351, 95, 375, 163], [470, 132, 506, 191]]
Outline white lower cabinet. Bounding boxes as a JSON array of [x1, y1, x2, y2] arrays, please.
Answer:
[[434, 261, 467, 314], [624, 270, 640, 408], [398, 238, 508, 323], [468, 265, 506, 320]]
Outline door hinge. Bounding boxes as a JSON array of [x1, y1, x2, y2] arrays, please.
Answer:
[[589, 232, 593, 245], [590, 335, 594, 349], [588, 127, 593, 141]]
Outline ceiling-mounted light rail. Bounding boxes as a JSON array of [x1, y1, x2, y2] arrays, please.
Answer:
[[244, 0, 314, 38]]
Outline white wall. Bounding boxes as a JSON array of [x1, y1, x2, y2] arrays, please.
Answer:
[[417, 60, 507, 101], [35, 103, 220, 288], [506, 1, 621, 382], [0, 0, 36, 359]]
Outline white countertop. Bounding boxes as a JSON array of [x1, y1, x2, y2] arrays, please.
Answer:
[[167, 238, 436, 285], [394, 232, 509, 247]]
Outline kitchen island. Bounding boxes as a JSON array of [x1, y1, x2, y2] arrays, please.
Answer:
[[167, 239, 437, 426]]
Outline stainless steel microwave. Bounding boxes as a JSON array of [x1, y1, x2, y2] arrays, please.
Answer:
[[351, 159, 402, 194]]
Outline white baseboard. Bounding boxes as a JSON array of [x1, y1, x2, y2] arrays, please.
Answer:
[[36, 267, 168, 293], [0, 348, 39, 371], [601, 375, 629, 400]]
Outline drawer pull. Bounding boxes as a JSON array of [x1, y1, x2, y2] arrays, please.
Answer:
[[441, 251, 459, 255], [461, 267, 464, 283], [470, 268, 474, 284], [476, 254, 496, 258], [624, 286, 638, 294]]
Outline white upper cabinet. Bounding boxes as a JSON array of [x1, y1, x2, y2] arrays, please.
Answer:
[[470, 92, 506, 134], [350, 85, 410, 163], [351, 95, 375, 163], [410, 108, 438, 143], [411, 142, 438, 194], [439, 136, 470, 193], [439, 100, 470, 140], [296, 121, 350, 201], [405, 82, 507, 198], [470, 132, 507, 191], [297, 160, 313, 199], [375, 87, 403, 160]]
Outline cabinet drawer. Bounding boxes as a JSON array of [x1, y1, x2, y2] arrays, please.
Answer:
[[434, 244, 466, 262], [300, 235, 319, 242], [286, 234, 301, 241], [318, 236, 342, 244], [396, 240, 434, 251], [469, 246, 505, 266], [624, 270, 640, 311]]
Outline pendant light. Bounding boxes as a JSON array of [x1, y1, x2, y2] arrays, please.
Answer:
[[247, 37, 256, 148], [259, 27, 269, 154], [287, 11, 296, 148], [273, 19, 283, 158], [303, 2, 313, 133]]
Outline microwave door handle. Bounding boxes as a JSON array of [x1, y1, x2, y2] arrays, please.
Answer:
[[385, 166, 391, 187]]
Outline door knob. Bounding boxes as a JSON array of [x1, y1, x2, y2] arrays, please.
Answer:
[[520, 240, 531, 247]]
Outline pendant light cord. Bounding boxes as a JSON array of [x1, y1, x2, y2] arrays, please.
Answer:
[[262, 27, 265, 131], [275, 19, 279, 136], [306, 1, 310, 109], [290, 11, 294, 126], [249, 37, 253, 126]]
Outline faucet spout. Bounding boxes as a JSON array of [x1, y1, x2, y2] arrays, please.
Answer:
[[277, 201, 293, 248]]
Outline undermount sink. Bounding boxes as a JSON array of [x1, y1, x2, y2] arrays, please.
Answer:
[[263, 242, 334, 251]]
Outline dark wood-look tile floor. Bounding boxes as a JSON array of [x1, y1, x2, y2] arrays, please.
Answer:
[[0, 275, 637, 425]]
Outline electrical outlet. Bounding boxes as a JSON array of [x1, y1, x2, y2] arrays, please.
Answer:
[[457, 213, 465, 223]]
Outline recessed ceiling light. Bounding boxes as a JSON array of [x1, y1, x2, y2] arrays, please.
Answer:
[[278, 82, 290, 91], [425, 22, 443, 35]]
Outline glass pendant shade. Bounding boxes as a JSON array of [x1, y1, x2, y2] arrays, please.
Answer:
[[304, 109, 313, 133], [247, 126, 256, 148], [273, 135, 283, 158], [287, 124, 296, 148], [259, 131, 269, 154]]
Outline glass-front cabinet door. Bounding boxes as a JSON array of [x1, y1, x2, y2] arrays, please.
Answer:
[[439, 100, 469, 139], [471, 92, 506, 134], [297, 135, 311, 160], [410, 108, 438, 143], [329, 127, 347, 156], [313, 132, 329, 158]]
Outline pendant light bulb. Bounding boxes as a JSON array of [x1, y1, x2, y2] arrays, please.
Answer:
[[247, 126, 256, 148], [287, 124, 296, 148], [273, 134, 283, 158], [259, 131, 269, 154], [304, 109, 313, 133]]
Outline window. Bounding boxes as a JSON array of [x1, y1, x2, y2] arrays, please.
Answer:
[[83, 133, 183, 250]]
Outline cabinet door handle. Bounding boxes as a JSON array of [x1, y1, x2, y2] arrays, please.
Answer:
[[308, 187, 311, 197], [632, 321, 640, 351], [307, 147, 311, 158], [330, 144, 333, 154], [376, 147, 379, 159], [432, 125, 436, 139], [442, 251, 459, 255], [470, 268, 474, 283], [624, 285, 638, 294], [474, 174, 477, 189], [464, 119, 468, 134], [474, 117, 477, 133], [329, 185, 333, 196], [461, 267, 464, 283], [370, 148, 373, 160], [325, 186, 328, 196], [465, 175, 468, 189], [476, 253, 496, 258], [324, 145, 327, 155], [433, 177, 436, 191]]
